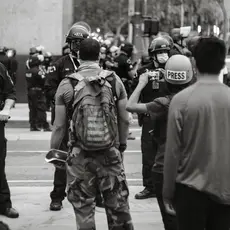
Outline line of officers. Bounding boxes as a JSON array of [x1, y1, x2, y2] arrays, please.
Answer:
[[25, 22, 229, 208]]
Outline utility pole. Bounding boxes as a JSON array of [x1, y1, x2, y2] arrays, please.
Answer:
[[131, 0, 144, 60], [128, 0, 135, 43], [181, 0, 184, 27]]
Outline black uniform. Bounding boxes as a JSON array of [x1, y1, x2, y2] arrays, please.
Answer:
[[45, 54, 80, 125], [26, 63, 49, 130], [42, 61, 53, 111], [8, 58, 18, 85], [0, 63, 16, 213], [137, 62, 167, 192], [44, 54, 79, 204], [113, 52, 133, 97]]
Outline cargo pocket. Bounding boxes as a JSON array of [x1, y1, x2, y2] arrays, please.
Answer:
[[103, 147, 122, 166], [103, 172, 130, 209], [67, 177, 96, 210]]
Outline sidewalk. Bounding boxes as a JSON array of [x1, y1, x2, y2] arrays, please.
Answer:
[[2, 186, 163, 230]]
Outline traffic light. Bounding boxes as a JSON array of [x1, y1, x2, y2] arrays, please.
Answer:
[[143, 19, 159, 37], [150, 20, 159, 36]]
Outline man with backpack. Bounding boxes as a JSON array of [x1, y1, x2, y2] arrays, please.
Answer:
[[51, 38, 133, 230], [46, 22, 92, 211]]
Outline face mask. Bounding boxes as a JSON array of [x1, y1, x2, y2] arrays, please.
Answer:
[[156, 53, 169, 64]]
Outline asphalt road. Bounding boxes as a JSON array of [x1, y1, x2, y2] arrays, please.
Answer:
[[5, 126, 144, 187], [3, 126, 165, 230]]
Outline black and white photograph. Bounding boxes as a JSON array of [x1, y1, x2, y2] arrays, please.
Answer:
[[0, 0, 230, 229]]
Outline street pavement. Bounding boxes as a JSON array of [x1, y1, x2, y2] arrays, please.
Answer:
[[1, 104, 164, 230]]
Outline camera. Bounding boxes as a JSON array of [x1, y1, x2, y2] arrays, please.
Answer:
[[148, 70, 161, 89]]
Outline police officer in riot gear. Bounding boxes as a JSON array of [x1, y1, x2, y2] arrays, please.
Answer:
[[43, 52, 53, 111], [113, 42, 136, 97], [45, 23, 89, 124], [0, 47, 18, 86], [0, 47, 11, 76], [112, 42, 137, 140], [26, 46, 44, 71], [0, 62, 19, 218], [6, 49, 18, 86], [44, 22, 90, 211], [26, 54, 51, 131], [135, 37, 170, 199], [43, 52, 53, 70]]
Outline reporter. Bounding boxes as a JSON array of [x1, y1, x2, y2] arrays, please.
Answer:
[[127, 54, 193, 230]]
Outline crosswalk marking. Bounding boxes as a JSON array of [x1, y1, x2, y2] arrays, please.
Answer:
[[8, 149, 142, 153]]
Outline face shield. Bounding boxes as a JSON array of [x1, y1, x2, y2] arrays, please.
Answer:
[[70, 39, 84, 56]]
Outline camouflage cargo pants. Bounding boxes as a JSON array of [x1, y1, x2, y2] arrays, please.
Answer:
[[66, 146, 134, 230]]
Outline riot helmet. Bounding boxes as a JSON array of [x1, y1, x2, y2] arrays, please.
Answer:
[[28, 54, 44, 68], [6, 49, 16, 58], [44, 52, 53, 65], [120, 42, 133, 58], [109, 45, 119, 58], [148, 37, 170, 65], [161, 34, 174, 49], [36, 45, 44, 54], [29, 47, 37, 56], [72, 21, 91, 34], [66, 23, 90, 56], [0, 46, 7, 54]]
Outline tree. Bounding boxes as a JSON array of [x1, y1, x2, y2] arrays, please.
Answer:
[[73, 0, 128, 36], [216, 0, 228, 48]]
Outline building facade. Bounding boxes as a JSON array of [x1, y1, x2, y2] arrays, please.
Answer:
[[0, 0, 73, 102]]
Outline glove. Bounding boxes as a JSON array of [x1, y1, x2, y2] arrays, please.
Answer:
[[119, 143, 127, 153]]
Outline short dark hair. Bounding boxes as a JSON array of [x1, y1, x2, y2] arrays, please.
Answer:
[[194, 37, 226, 75], [79, 38, 100, 61], [166, 82, 191, 94], [0, 221, 10, 230]]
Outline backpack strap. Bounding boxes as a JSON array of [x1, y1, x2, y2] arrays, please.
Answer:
[[173, 43, 184, 55], [99, 70, 118, 103], [67, 78, 79, 120], [107, 73, 118, 103]]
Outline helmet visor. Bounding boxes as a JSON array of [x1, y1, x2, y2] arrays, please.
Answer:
[[70, 39, 84, 53]]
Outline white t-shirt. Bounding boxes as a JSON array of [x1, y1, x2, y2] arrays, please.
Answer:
[[218, 66, 228, 83]]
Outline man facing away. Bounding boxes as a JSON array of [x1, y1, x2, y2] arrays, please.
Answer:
[[54, 38, 133, 230], [163, 37, 230, 230]]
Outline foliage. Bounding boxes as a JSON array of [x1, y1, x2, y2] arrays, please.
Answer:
[[73, 0, 227, 36], [73, 0, 128, 35]]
